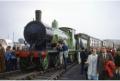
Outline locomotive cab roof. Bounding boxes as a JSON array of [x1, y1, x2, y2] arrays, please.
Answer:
[[59, 27, 76, 31]]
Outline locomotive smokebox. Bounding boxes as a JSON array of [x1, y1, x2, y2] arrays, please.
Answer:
[[24, 10, 53, 50], [35, 10, 41, 22]]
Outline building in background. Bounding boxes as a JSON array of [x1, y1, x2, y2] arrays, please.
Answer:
[[103, 39, 120, 49], [0, 39, 13, 50]]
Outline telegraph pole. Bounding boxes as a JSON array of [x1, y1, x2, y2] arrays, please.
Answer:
[[13, 32, 14, 46]]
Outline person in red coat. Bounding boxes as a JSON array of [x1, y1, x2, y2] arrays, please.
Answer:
[[105, 59, 116, 79]]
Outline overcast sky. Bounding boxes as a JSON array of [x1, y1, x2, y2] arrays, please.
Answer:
[[0, 0, 120, 42]]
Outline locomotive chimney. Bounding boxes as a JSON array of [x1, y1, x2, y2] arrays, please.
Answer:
[[35, 10, 41, 22]]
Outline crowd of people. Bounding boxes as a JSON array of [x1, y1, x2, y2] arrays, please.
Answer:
[[0, 41, 69, 73], [80, 46, 120, 80], [0, 44, 19, 72], [0, 42, 120, 80]]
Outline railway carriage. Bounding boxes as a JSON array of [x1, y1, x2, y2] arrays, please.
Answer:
[[75, 33, 90, 50]]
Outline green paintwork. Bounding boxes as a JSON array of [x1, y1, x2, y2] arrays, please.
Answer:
[[52, 34, 59, 44], [59, 27, 75, 49], [52, 28, 68, 44], [42, 52, 49, 70]]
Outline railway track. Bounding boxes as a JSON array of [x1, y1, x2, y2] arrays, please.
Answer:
[[30, 63, 76, 80], [0, 70, 37, 80], [0, 63, 76, 80], [0, 70, 22, 79]]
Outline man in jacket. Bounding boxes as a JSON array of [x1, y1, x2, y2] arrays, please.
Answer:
[[97, 47, 114, 80], [80, 48, 87, 75], [62, 42, 68, 70]]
